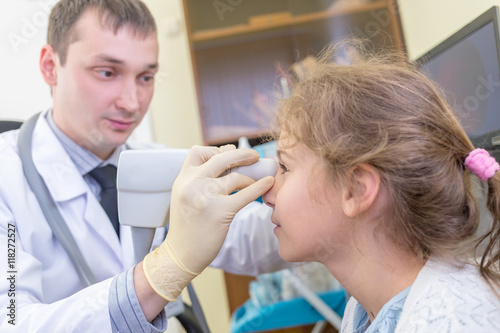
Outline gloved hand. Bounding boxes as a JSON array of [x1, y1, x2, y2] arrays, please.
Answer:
[[143, 145, 275, 301]]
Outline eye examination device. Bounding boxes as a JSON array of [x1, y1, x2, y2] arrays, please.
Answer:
[[117, 149, 278, 262]]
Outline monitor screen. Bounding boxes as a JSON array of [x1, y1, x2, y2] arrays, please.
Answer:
[[417, 6, 500, 151]]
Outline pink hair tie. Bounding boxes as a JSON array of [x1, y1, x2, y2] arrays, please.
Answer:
[[464, 148, 499, 181]]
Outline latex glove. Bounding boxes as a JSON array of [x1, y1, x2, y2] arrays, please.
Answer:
[[143, 145, 274, 301]]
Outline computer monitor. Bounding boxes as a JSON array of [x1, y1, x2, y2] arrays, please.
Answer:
[[416, 6, 500, 157]]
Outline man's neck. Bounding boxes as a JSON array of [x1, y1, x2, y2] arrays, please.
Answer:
[[45, 109, 122, 173]]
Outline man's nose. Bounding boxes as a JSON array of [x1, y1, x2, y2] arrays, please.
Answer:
[[116, 81, 140, 112]]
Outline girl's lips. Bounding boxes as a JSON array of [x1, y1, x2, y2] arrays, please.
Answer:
[[271, 217, 281, 233], [108, 118, 135, 131]]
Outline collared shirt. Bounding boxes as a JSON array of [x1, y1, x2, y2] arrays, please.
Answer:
[[352, 286, 411, 333], [46, 110, 124, 198], [45, 109, 166, 332], [109, 267, 167, 332]]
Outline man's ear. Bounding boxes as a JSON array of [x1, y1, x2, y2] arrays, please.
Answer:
[[39, 44, 58, 86], [342, 164, 381, 217]]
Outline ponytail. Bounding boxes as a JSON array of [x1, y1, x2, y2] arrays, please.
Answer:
[[478, 174, 500, 290]]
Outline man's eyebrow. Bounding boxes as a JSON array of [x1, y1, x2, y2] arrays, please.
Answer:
[[94, 54, 158, 70], [95, 54, 124, 65]]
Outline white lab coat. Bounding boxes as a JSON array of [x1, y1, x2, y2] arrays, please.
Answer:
[[0, 112, 286, 332]]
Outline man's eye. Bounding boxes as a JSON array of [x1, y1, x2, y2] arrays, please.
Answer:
[[141, 75, 154, 83], [97, 70, 113, 78]]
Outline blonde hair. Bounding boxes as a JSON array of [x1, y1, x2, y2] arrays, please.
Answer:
[[274, 41, 500, 287]]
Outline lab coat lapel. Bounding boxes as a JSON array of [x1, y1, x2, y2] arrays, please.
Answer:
[[30, 112, 123, 265]]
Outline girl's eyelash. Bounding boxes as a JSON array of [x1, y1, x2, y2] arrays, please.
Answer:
[[279, 163, 289, 173]]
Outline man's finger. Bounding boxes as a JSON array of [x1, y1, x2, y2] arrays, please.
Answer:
[[201, 148, 260, 178], [228, 176, 274, 211], [184, 145, 221, 167]]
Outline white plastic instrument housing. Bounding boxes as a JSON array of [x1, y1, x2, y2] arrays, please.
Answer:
[[117, 149, 278, 229], [117, 149, 189, 228]]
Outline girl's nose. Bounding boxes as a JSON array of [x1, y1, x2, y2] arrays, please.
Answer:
[[262, 184, 275, 208]]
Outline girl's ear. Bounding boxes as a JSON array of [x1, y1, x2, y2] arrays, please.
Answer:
[[342, 164, 381, 217], [40, 44, 58, 86]]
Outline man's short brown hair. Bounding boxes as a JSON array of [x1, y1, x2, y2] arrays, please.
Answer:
[[48, 0, 157, 65]]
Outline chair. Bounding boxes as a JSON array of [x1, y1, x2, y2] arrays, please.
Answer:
[[0, 120, 22, 133]]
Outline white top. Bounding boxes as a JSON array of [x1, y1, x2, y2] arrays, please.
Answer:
[[342, 258, 500, 333]]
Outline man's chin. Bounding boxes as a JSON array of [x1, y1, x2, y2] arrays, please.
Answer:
[[107, 133, 131, 149], [81, 134, 130, 159]]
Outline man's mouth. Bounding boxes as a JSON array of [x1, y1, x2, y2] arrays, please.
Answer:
[[107, 118, 135, 131]]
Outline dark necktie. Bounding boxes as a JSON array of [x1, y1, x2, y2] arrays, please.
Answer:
[[89, 165, 120, 238]]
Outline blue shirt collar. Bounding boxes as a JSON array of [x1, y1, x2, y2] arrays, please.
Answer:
[[352, 285, 411, 333], [45, 109, 124, 175]]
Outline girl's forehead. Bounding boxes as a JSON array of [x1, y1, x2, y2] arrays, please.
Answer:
[[277, 131, 299, 148], [277, 140, 318, 163]]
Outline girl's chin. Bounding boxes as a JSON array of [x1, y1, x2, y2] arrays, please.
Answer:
[[278, 247, 309, 263]]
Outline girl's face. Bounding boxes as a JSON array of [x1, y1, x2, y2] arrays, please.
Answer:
[[263, 138, 351, 264]]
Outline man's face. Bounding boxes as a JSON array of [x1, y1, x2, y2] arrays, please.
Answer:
[[45, 10, 159, 159]]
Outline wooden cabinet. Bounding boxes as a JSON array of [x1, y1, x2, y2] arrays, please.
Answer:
[[182, 0, 405, 145]]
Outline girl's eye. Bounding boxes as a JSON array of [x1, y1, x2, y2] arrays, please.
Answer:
[[279, 163, 289, 174]]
